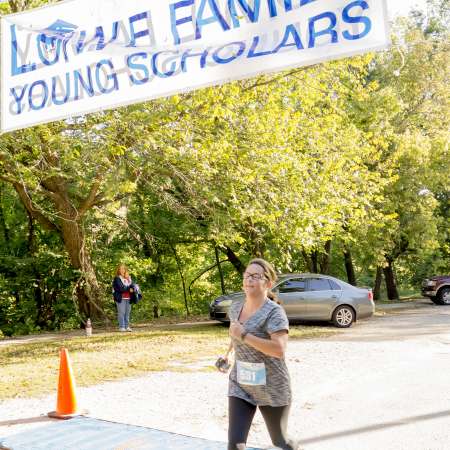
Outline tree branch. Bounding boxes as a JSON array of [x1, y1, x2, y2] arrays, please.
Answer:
[[0, 174, 16, 184], [78, 178, 103, 216], [8, 0, 32, 13], [242, 66, 311, 92], [39, 179, 64, 204], [90, 192, 132, 209], [12, 182, 59, 232]]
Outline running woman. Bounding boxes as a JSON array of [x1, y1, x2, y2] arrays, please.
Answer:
[[222, 258, 298, 450]]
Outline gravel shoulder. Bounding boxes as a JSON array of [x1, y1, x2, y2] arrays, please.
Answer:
[[1, 302, 449, 450]]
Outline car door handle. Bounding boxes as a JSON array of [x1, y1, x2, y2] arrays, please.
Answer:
[[331, 295, 338, 299]]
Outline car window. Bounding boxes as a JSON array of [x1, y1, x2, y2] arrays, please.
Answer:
[[328, 279, 342, 290], [278, 278, 306, 293], [308, 278, 332, 291]]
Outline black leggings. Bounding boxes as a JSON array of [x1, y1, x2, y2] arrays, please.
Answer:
[[228, 396, 298, 450]]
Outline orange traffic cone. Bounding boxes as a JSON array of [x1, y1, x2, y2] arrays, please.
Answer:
[[48, 347, 85, 419]]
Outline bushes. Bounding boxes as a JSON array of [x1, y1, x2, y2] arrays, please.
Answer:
[[0, 253, 78, 336]]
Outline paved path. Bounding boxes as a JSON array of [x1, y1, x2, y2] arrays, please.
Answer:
[[0, 299, 429, 347], [1, 301, 449, 450], [293, 303, 450, 450]]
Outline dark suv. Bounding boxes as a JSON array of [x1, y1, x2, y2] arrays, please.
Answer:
[[422, 276, 450, 305]]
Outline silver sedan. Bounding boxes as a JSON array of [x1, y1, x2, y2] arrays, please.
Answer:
[[209, 273, 375, 328]]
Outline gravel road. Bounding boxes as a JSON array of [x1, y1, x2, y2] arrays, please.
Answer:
[[1, 302, 449, 450]]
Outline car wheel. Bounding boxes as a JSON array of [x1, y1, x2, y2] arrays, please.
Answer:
[[332, 305, 355, 328], [437, 287, 450, 306], [430, 296, 444, 305]]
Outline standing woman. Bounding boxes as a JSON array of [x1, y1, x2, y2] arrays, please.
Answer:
[[113, 264, 133, 332], [224, 258, 298, 450]]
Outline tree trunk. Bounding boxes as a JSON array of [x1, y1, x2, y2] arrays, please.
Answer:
[[383, 258, 399, 300], [373, 267, 383, 301], [306, 250, 319, 273], [343, 247, 357, 286], [214, 245, 226, 295], [301, 250, 313, 272], [60, 219, 103, 319], [25, 210, 49, 327], [26, 210, 36, 254], [148, 251, 163, 318], [311, 251, 319, 273], [219, 246, 245, 274], [10, 178, 106, 321], [33, 276, 46, 328], [8, 1, 33, 13], [302, 250, 319, 273], [0, 187, 10, 251], [319, 241, 332, 274], [169, 242, 189, 317], [12, 290, 20, 307]]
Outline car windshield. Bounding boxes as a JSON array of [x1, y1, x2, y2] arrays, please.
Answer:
[[273, 275, 292, 288]]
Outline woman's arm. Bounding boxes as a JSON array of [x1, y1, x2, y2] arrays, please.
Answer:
[[243, 331, 287, 359], [229, 322, 287, 359], [224, 340, 233, 359]]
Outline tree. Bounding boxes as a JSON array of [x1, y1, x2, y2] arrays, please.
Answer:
[[0, 114, 145, 318], [349, 3, 450, 298]]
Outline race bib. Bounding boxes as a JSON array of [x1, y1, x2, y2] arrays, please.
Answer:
[[236, 361, 266, 386]]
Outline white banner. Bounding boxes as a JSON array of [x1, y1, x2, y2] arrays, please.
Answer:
[[1, 0, 390, 132]]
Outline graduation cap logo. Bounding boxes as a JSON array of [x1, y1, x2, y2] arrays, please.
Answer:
[[39, 19, 78, 41]]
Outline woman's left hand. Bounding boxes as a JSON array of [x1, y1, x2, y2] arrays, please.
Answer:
[[229, 321, 245, 340]]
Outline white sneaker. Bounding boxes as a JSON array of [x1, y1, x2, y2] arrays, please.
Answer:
[[126, 327, 132, 332], [119, 328, 126, 332]]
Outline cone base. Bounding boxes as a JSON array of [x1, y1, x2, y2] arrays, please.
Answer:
[[48, 409, 88, 420]]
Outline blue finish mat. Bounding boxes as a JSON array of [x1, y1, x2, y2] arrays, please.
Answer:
[[0, 416, 263, 449]]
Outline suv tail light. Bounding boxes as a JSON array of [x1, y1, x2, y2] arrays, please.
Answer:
[[368, 291, 373, 302]]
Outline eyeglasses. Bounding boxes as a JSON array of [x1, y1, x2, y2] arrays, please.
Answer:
[[243, 273, 268, 281]]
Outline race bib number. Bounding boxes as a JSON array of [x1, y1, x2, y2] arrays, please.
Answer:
[[236, 361, 266, 386]]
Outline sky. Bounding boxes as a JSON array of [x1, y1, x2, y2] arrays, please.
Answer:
[[0, 0, 431, 12], [387, 0, 428, 18]]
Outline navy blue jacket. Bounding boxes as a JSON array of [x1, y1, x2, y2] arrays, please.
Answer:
[[112, 276, 131, 303]]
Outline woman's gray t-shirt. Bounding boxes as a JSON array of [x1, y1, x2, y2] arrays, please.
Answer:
[[228, 299, 291, 407]]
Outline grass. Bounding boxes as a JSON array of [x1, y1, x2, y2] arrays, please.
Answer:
[[373, 287, 425, 303], [375, 291, 425, 304], [0, 322, 335, 401]]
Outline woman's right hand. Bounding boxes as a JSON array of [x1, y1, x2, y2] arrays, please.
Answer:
[[216, 356, 230, 373]]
